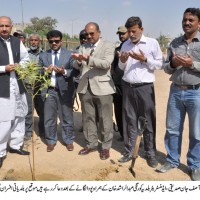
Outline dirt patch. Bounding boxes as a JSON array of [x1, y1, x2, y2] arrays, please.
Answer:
[[0, 70, 191, 181]]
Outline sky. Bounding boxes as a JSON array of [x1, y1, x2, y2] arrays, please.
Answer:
[[0, 0, 200, 42]]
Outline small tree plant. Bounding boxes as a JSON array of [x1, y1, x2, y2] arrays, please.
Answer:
[[15, 62, 51, 180]]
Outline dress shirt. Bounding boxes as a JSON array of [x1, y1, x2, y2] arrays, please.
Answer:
[[164, 31, 200, 85], [50, 49, 60, 87], [90, 39, 100, 50], [50, 49, 67, 87], [118, 35, 163, 83]]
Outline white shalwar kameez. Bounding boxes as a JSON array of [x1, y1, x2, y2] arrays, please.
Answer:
[[0, 39, 29, 157]]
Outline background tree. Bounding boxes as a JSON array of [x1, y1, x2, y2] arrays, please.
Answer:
[[24, 16, 58, 36], [157, 34, 171, 53], [24, 16, 79, 51]]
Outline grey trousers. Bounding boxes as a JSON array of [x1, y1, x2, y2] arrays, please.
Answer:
[[79, 89, 113, 150], [44, 89, 75, 145]]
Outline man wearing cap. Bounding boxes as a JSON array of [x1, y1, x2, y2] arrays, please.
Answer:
[[13, 30, 26, 45], [111, 26, 129, 141]]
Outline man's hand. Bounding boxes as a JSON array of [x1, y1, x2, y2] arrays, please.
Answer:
[[171, 53, 193, 68], [117, 51, 129, 63], [54, 66, 65, 74], [5, 64, 15, 72], [71, 53, 89, 62], [43, 64, 54, 73], [128, 49, 147, 62]]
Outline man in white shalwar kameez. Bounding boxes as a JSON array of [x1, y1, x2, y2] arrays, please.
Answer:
[[0, 16, 30, 168]]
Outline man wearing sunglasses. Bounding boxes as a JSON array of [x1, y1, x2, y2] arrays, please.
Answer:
[[39, 30, 79, 152], [72, 22, 115, 160]]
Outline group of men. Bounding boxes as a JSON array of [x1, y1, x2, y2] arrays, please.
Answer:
[[0, 7, 200, 181]]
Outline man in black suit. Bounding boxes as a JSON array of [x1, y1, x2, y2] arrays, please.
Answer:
[[39, 30, 79, 152]]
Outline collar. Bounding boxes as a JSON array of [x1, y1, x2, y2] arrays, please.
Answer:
[[91, 39, 101, 48], [0, 36, 11, 42], [51, 48, 61, 54], [181, 31, 200, 42], [127, 34, 146, 46]]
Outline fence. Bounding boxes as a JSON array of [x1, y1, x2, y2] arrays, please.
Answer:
[[28, 38, 79, 51]]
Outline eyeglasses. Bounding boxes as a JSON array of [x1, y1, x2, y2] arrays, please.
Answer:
[[49, 40, 61, 44], [86, 32, 95, 36]]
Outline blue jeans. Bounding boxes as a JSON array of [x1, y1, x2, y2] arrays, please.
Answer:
[[165, 84, 200, 170]]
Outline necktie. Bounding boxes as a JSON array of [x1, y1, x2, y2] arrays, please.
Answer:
[[54, 51, 59, 66], [54, 51, 59, 88], [90, 46, 95, 55]]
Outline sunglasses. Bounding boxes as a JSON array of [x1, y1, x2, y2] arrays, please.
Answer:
[[85, 32, 95, 36], [49, 40, 61, 44]]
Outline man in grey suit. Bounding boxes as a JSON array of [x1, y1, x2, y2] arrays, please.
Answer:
[[39, 30, 79, 152], [72, 22, 115, 160]]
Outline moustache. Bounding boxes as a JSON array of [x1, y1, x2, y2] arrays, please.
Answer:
[[183, 25, 191, 28]]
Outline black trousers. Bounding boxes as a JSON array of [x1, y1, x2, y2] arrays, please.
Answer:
[[113, 85, 123, 137], [122, 81, 156, 157]]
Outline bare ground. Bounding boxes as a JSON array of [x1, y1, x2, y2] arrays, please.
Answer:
[[0, 70, 191, 181]]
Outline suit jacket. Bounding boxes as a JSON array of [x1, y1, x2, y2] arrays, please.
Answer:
[[73, 40, 116, 95], [39, 47, 79, 101]]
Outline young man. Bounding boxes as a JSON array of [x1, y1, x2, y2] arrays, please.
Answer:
[[156, 8, 200, 181], [39, 30, 79, 152]]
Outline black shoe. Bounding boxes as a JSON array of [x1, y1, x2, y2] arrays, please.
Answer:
[[146, 156, 158, 168], [190, 168, 200, 181], [0, 156, 6, 168], [118, 154, 132, 163], [156, 161, 175, 173], [9, 148, 30, 155]]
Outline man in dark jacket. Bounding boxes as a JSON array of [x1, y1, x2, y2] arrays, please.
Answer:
[[39, 30, 79, 152]]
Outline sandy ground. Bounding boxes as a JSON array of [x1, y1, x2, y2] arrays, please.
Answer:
[[0, 70, 191, 181]]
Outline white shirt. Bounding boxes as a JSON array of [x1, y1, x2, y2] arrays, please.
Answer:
[[118, 35, 164, 83], [50, 49, 61, 87], [0, 37, 29, 121]]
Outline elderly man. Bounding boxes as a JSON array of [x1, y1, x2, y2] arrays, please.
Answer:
[[24, 33, 44, 141]]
